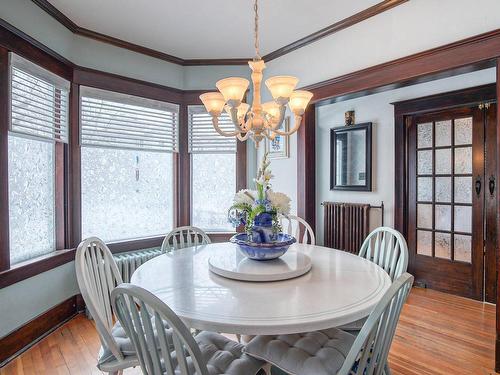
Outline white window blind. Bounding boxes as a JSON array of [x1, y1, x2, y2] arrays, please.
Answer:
[[80, 87, 179, 152], [188, 105, 236, 154], [10, 53, 70, 143]]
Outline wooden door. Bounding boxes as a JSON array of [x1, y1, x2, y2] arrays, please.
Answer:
[[407, 106, 489, 300]]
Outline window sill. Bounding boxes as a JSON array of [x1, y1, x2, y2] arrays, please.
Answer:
[[0, 233, 237, 290], [0, 248, 76, 289], [0, 236, 167, 289]]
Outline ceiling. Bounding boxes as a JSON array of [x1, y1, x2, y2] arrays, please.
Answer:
[[47, 0, 380, 59]]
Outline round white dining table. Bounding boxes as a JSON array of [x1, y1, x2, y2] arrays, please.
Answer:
[[130, 242, 391, 335]]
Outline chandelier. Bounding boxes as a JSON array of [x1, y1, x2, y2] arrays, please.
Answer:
[[199, 0, 313, 147]]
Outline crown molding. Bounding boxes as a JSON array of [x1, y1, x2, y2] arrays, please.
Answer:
[[30, 0, 408, 66], [262, 0, 408, 62]]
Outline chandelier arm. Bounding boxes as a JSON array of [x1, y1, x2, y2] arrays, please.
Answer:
[[211, 116, 244, 137], [272, 114, 303, 136], [237, 132, 250, 141]]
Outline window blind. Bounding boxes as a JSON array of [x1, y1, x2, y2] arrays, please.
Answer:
[[10, 53, 70, 143], [188, 105, 236, 154], [80, 87, 179, 152]]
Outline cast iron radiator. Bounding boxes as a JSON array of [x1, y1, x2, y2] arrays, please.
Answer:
[[322, 201, 384, 254], [113, 247, 164, 282]]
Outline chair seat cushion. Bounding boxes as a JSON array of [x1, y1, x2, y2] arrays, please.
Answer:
[[98, 317, 171, 366], [338, 317, 366, 332], [244, 328, 356, 375], [176, 331, 264, 375]]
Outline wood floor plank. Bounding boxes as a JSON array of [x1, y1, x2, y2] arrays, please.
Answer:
[[1, 287, 498, 375]]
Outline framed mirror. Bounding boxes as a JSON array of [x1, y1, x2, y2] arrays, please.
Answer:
[[330, 122, 372, 191]]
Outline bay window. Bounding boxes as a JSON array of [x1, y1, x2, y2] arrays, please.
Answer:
[[80, 87, 178, 242], [188, 106, 236, 232], [8, 54, 69, 264]]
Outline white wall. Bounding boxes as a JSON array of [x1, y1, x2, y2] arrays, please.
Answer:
[[265, 0, 500, 87], [314, 68, 496, 245], [0, 262, 78, 338]]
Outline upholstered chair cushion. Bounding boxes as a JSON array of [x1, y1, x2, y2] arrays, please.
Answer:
[[244, 328, 356, 375], [190, 331, 265, 375], [98, 317, 171, 366]]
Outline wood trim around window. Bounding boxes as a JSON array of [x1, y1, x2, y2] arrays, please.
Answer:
[[0, 27, 248, 286], [0, 46, 9, 272]]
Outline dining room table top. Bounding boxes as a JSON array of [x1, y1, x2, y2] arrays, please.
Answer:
[[130, 242, 391, 335]]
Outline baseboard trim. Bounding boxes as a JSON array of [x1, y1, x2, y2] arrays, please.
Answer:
[[0, 294, 84, 367]]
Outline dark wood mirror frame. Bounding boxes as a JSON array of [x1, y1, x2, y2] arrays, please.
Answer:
[[330, 122, 372, 191]]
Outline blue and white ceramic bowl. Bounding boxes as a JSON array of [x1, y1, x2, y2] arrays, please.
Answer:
[[230, 233, 296, 261]]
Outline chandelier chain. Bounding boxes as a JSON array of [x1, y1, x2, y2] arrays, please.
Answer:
[[254, 0, 260, 60]]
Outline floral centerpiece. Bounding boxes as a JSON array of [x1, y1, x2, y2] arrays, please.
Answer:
[[228, 153, 296, 260]]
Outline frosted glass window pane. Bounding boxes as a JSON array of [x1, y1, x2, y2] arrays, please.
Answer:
[[81, 147, 173, 242], [8, 135, 55, 264], [454, 234, 472, 263], [435, 149, 451, 175], [454, 206, 472, 233], [454, 117, 472, 145], [435, 177, 451, 202], [455, 147, 472, 174], [192, 153, 235, 232], [454, 177, 472, 204], [417, 150, 432, 175], [417, 230, 432, 256], [417, 204, 432, 229], [417, 177, 432, 201], [435, 120, 451, 147], [417, 123, 432, 148], [435, 232, 451, 259], [435, 205, 451, 231]]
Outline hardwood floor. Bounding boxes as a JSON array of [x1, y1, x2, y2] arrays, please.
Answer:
[[0, 287, 497, 375]]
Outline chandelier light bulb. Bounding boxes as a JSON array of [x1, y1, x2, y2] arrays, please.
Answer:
[[289, 90, 314, 115], [216, 77, 249, 105], [265, 76, 299, 102], [200, 92, 226, 115], [225, 103, 250, 119], [262, 101, 281, 119]]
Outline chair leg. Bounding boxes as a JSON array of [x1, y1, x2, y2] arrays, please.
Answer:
[[262, 363, 272, 375]]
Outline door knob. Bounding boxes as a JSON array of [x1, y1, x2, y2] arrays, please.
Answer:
[[489, 175, 495, 196], [475, 176, 482, 196]]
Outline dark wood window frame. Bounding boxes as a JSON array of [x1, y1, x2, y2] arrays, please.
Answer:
[[0, 26, 247, 289]]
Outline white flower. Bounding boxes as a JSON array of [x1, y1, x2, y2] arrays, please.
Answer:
[[267, 190, 291, 215], [233, 189, 256, 206]]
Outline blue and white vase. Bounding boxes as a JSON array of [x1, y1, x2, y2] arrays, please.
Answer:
[[250, 212, 277, 243]]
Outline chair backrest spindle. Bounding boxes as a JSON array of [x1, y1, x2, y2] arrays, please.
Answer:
[[338, 273, 414, 375], [280, 215, 315, 245], [112, 284, 211, 375], [75, 237, 124, 362], [161, 226, 211, 252], [358, 227, 408, 281]]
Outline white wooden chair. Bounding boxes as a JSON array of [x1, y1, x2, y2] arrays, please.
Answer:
[[340, 227, 409, 334], [161, 226, 211, 252], [244, 273, 414, 375], [111, 283, 265, 375], [358, 227, 409, 282], [75, 237, 139, 375], [280, 214, 315, 245]]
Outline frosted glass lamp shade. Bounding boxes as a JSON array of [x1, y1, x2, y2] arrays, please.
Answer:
[[289, 90, 313, 115], [200, 92, 226, 115], [225, 103, 250, 119], [262, 101, 280, 119], [265, 76, 298, 101], [216, 77, 249, 103]]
